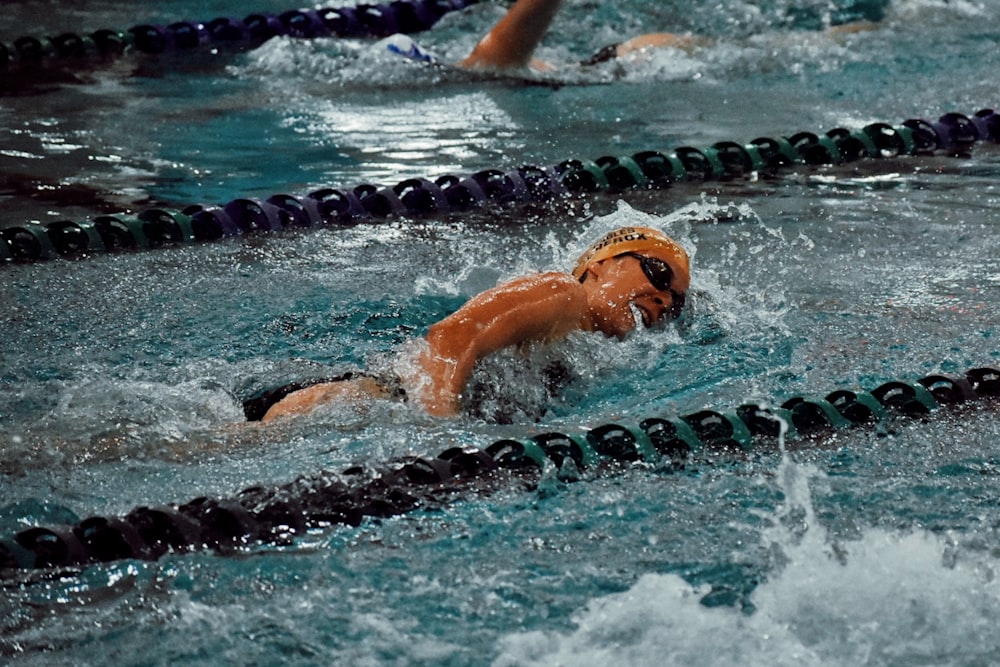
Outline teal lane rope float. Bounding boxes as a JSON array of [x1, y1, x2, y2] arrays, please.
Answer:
[[2, 366, 998, 572], [0, 0, 477, 67], [2, 108, 997, 265]]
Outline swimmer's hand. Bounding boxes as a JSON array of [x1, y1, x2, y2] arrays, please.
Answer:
[[412, 369, 463, 417]]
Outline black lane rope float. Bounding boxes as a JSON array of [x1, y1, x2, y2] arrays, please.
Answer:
[[2, 366, 998, 573], [3, 108, 998, 265], [0, 0, 478, 69]]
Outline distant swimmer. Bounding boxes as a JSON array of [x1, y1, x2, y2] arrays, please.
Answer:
[[384, 0, 881, 72], [245, 225, 690, 422], [381, 0, 701, 71], [457, 0, 700, 71]]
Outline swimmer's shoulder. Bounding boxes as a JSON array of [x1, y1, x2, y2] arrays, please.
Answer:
[[441, 271, 585, 329], [490, 271, 584, 299]]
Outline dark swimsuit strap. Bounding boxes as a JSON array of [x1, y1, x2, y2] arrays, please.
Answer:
[[242, 371, 407, 421], [242, 373, 356, 422]]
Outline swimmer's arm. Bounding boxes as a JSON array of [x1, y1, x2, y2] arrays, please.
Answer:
[[458, 0, 564, 70], [417, 272, 587, 416], [613, 32, 702, 57]]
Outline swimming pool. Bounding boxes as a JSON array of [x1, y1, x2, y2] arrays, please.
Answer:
[[4, 0, 1000, 663]]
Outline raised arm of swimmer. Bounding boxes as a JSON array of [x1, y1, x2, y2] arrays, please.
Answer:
[[458, 0, 564, 69], [416, 272, 590, 415]]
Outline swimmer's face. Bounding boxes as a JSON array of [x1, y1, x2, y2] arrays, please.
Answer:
[[624, 253, 686, 324], [584, 254, 686, 337]]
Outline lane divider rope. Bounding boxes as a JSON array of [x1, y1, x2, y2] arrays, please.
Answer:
[[2, 366, 997, 572], [3, 108, 996, 265], [0, 0, 478, 68]]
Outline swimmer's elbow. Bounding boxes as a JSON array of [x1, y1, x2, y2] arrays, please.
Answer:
[[459, 37, 526, 70]]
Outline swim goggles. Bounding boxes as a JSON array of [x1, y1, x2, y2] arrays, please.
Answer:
[[624, 252, 687, 321]]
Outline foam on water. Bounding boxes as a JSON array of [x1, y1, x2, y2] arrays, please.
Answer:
[[494, 453, 1000, 667]]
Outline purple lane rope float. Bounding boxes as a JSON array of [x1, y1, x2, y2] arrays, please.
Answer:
[[0, 0, 479, 66]]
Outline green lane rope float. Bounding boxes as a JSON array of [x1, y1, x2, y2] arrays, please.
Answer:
[[2, 108, 997, 265], [0, 1, 478, 68], [2, 366, 997, 572]]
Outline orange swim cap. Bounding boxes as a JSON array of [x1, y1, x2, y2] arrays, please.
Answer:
[[571, 226, 690, 293]]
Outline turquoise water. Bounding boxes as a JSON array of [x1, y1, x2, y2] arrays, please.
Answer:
[[4, 0, 1000, 664]]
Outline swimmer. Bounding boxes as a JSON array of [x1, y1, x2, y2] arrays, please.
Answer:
[[387, 0, 879, 72], [252, 225, 690, 421], [457, 0, 700, 71]]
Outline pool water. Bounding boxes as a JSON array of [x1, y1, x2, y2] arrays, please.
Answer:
[[4, 0, 1000, 664]]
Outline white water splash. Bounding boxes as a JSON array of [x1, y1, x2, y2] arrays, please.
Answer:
[[493, 434, 1000, 667]]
